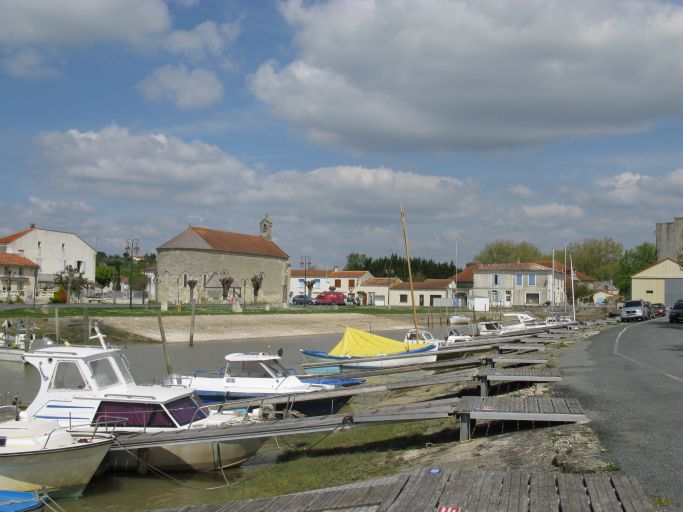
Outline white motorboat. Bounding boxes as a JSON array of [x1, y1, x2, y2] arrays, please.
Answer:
[[175, 353, 360, 416], [441, 327, 474, 346], [21, 328, 265, 472], [0, 415, 113, 498], [477, 313, 550, 336], [403, 328, 439, 344], [448, 314, 469, 325]]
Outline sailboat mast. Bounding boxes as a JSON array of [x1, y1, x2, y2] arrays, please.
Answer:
[[570, 254, 576, 322], [400, 204, 419, 340], [564, 242, 567, 316]]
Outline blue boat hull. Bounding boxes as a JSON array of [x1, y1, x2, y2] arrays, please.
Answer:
[[0, 491, 44, 512]]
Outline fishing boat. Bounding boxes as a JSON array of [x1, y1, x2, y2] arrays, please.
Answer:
[[300, 327, 437, 373], [174, 353, 362, 416], [21, 328, 265, 472], [0, 417, 113, 498], [0, 490, 44, 512]]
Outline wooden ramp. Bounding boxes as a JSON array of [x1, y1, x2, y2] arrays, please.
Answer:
[[482, 353, 549, 367], [112, 396, 586, 450], [477, 367, 563, 396], [147, 467, 654, 512]]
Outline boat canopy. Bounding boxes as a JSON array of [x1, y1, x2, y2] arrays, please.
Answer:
[[328, 327, 433, 357]]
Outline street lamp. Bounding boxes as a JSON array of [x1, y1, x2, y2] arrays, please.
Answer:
[[124, 239, 139, 309], [300, 256, 312, 307]]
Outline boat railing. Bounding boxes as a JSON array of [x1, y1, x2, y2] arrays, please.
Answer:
[[40, 421, 112, 449]]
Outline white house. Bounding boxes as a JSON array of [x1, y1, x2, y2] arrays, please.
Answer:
[[289, 269, 373, 302], [472, 263, 566, 308], [0, 225, 96, 297], [0, 253, 40, 303]]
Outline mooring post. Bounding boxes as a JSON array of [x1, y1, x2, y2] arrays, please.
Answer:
[[157, 313, 173, 375], [479, 377, 489, 397], [83, 307, 89, 344], [459, 412, 471, 441], [55, 308, 60, 344]]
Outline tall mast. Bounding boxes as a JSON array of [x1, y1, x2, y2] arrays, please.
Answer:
[[400, 204, 419, 340], [564, 242, 567, 316], [570, 254, 576, 322]]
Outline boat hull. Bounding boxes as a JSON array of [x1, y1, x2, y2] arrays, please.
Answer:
[[0, 437, 112, 498], [0, 349, 24, 364], [107, 438, 265, 473]]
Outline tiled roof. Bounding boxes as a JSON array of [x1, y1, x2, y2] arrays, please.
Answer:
[[0, 228, 34, 245], [158, 226, 288, 260], [0, 253, 39, 267], [534, 261, 595, 282], [476, 263, 552, 272], [290, 269, 331, 278], [451, 264, 480, 283], [360, 277, 403, 286], [330, 270, 368, 278]]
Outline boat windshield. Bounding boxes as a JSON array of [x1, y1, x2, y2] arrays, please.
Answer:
[[87, 357, 121, 389], [112, 354, 134, 383], [264, 360, 290, 378], [165, 396, 208, 426], [228, 361, 275, 379], [92, 401, 175, 428]]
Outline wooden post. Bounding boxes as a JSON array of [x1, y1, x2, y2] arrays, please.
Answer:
[[55, 308, 60, 344], [479, 377, 490, 397], [157, 313, 173, 375], [459, 412, 471, 441], [187, 280, 197, 347], [83, 307, 89, 344]]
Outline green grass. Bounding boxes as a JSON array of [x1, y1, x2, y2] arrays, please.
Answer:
[[652, 497, 672, 508], [213, 419, 454, 502]]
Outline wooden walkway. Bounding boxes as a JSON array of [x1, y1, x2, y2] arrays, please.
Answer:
[[482, 353, 549, 367], [112, 396, 586, 450], [148, 467, 654, 512], [476, 368, 563, 396]]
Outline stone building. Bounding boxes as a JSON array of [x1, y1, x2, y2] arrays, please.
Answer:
[[656, 216, 683, 261], [156, 218, 289, 305]]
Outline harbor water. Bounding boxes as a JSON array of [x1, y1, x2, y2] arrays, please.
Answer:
[[0, 328, 443, 511]]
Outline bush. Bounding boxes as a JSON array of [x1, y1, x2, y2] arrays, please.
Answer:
[[50, 287, 68, 304]]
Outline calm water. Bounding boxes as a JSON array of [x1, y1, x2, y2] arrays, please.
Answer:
[[0, 327, 450, 511]]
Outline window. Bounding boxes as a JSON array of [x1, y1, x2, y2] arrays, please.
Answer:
[[37, 241, 41, 249], [515, 274, 522, 286], [50, 362, 89, 391], [528, 274, 536, 286], [166, 396, 208, 426], [399, 294, 408, 303], [183, 274, 187, 288], [349, 279, 355, 288], [646, 290, 653, 294], [491, 290, 499, 303], [526, 293, 540, 304], [506, 290, 511, 302], [493, 274, 500, 285], [419, 295, 424, 306], [334, 279, 342, 288], [92, 402, 174, 428], [18, 268, 23, 276], [88, 358, 120, 388], [203, 274, 207, 287]]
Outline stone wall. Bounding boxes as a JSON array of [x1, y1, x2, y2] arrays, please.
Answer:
[[656, 217, 683, 261], [157, 249, 289, 305]]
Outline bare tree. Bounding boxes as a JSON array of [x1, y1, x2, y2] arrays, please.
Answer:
[[219, 276, 234, 300], [251, 272, 265, 303]]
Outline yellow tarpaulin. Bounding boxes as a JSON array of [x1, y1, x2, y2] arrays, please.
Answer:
[[327, 327, 433, 357]]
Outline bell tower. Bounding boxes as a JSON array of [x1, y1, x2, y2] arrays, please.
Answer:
[[259, 214, 273, 240]]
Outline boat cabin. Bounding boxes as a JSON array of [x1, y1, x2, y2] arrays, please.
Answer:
[[223, 353, 290, 380], [23, 346, 209, 430], [404, 329, 437, 344]]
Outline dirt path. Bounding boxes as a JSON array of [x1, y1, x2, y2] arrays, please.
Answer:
[[98, 313, 416, 343]]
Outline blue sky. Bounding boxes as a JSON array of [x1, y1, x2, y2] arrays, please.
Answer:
[[2, 0, 682, 269]]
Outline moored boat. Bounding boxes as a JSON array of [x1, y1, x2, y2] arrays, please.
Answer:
[[21, 328, 265, 472], [0, 418, 112, 498], [301, 327, 438, 372], [0, 490, 44, 512]]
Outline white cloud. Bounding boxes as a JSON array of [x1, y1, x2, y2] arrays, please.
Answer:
[[26, 196, 95, 216], [164, 21, 239, 63], [1, 48, 60, 78], [138, 65, 223, 109], [250, 0, 683, 153], [0, 0, 170, 47], [520, 203, 584, 220], [507, 185, 536, 199]]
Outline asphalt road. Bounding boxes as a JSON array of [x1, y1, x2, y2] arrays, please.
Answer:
[[557, 317, 683, 511]]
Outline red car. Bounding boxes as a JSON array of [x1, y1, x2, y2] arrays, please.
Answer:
[[652, 303, 666, 317], [316, 291, 346, 305]]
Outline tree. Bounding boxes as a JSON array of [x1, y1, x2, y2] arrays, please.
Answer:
[[613, 242, 657, 295], [345, 253, 369, 270], [567, 238, 623, 281], [54, 266, 87, 302], [95, 266, 115, 296], [474, 240, 544, 263]]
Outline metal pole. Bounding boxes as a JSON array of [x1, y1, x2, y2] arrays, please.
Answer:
[[55, 308, 60, 344], [157, 313, 173, 374], [129, 255, 133, 309]]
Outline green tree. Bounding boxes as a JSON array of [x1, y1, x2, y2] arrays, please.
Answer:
[[345, 252, 370, 270], [474, 240, 544, 263], [567, 237, 623, 281], [613, 242, 657, 295], [95, 266, 115, 296]]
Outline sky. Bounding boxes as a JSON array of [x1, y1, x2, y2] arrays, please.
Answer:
[[1, 0, 683, 270]]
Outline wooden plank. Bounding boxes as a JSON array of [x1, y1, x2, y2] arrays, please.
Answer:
[[497, 471, 530, 512], [385, 467, 450, 512], [530, 472, 559, 512], [583, 474, 623, 512], [610, 474, 656, 512], [557, 473, 591, 512]]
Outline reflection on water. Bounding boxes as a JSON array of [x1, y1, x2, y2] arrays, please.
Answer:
[[0, 327, 445, 511]]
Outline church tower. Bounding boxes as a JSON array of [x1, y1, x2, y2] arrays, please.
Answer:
[[259, 214, 273, 240]]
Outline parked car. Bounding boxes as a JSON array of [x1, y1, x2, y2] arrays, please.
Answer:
[[669, 301, 683, 323], [620, 300, 650, 322], [316, 291, 346, 305], [291, 294, 318, 305], [652, 303, 667, 317]]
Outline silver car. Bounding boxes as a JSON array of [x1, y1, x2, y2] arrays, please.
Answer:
[[620, 300, 650, 322]]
